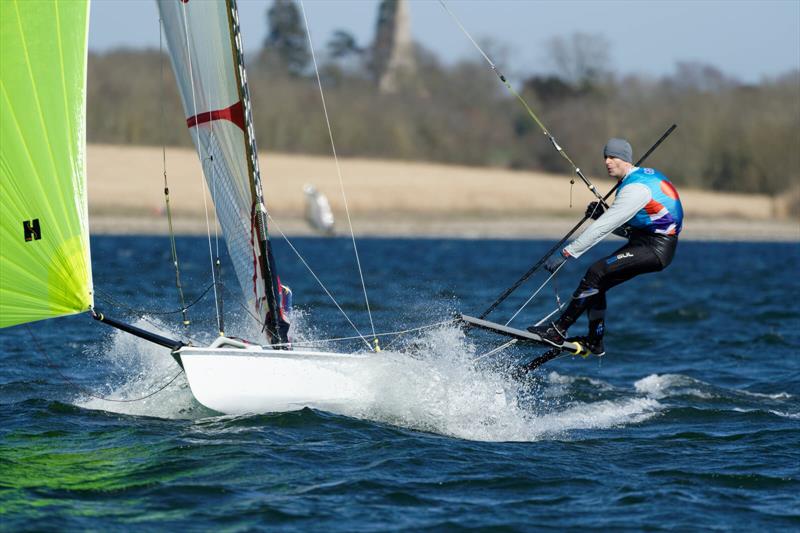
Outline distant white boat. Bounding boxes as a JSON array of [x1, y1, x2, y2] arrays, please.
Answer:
[[304, 184, 335, 235]]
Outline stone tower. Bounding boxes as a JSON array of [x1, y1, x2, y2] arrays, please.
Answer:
[[372, 0, 416, 94]]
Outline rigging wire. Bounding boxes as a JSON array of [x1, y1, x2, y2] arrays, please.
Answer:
[[473, 304, 564, 364], [299, 0, 379, 351], [215, 279, 456, 350], [178, 0, 224, 335], [437, 0, 607, 206], [474, 339, 517, 363], [238, 316, 458, 350], [159, 17, 190, 328], [95, 283, 215, 317], [267, 216, 374, 351], [92, 290, 209, 348], [200, 51, 224, 335], [503, 262, 566, 326]]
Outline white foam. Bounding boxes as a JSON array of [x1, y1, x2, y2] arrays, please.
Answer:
[[733, 407, 800, 420], [635, 373, 793, 403], [76, 317, 200, 419], [741, 390, 793, 400], [769, 410, 800, 419], [634, 373, 715, 400], [634, 373, 696, 399], [323, 327, 663, 442]]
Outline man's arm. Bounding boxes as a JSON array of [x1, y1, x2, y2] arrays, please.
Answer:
[[563, 183, 651, 258]]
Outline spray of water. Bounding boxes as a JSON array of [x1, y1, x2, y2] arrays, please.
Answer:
[[324, 325, 662, 441], [77, 317, 203, 419], [75, 315, 664, 441]]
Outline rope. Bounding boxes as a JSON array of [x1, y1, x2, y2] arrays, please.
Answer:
[[26, 325, 184, 403], [178, 0, 224, 335], [217, 312, 456, 351], [534, 306, 561, 328], [267, 216, 373, 351], [504, 261, 566, 326], [216, 276, 456, 352], [95, 283, 214, 317], [500, 201, 605, 327], [159, 18, 190, 328], [91, 299, 207, 349], [437, 0, 606, 205], [299, 1, 379, 348], [474, 338, 517, 363]]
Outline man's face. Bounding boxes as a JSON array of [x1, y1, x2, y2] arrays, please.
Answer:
[[605, 156, 630, 179]]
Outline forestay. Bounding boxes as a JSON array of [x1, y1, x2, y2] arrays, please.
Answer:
[[157, 0, 287, 344], [0, 0, 94, 328]]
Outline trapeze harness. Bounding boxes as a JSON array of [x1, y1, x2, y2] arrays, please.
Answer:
[[558, 167, 684, 338]]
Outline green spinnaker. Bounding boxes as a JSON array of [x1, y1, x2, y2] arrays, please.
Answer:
[[0, 0, 93, 328]]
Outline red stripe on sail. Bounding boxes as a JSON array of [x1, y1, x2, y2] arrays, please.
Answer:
[[186, 101, 245, 131]]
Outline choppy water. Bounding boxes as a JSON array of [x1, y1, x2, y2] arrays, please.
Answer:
[[2, 236, 799, 530]]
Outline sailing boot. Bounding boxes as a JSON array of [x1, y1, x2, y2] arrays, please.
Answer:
[[526, 322, 566, 347], [527, 290, 594, 347], [565, 335, 605, 357], [566, 316, 606, 356]]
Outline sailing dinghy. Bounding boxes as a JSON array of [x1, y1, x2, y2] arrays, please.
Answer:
[[1, 0, 390, 415]]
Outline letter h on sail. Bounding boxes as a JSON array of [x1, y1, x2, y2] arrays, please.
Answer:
[[23, 219, 41, 241]]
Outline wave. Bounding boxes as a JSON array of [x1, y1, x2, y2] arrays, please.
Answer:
[[634, 373, 799, 424], [634, 373, 794, 403], [731, 407, 800, 420]]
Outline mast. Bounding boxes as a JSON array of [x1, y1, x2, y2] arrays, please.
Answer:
[[224, 0, 286, 345]]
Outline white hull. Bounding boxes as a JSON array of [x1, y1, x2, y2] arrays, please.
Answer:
[[176, 338, 373, 414]]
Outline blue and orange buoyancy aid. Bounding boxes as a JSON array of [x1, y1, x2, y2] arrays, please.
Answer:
[[618, 168, 683, 235]]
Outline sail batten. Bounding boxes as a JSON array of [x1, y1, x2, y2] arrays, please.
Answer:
[[0, 0, 93, 329], [157, 0, 287, 344]]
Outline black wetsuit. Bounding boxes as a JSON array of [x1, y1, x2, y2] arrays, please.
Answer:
[[558, 230, 678, 336]]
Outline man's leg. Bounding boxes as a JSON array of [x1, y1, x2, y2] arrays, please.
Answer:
[[564, 292, 607, 355], [528, 244, 663, 348], [527, 280, 601, 346]]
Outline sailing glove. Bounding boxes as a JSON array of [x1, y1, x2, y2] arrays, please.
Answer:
[[545, 253, 567, 274], [585, 201, 606, 220]]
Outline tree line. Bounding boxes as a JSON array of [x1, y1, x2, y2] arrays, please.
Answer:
[[85, 3, 799, 209]]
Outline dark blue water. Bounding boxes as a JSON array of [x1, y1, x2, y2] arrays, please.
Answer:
[[2, 236, 799, 530]]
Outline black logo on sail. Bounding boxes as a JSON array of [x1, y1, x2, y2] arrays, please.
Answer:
[[23, 219, 41, 241]]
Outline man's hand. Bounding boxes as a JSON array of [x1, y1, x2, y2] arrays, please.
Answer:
[[585, 201, 606, 220], [545, 251, 568, 273]]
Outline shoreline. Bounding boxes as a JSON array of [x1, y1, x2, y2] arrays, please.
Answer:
[[89, 214, 799, 241], [87, 144, 799, 242]]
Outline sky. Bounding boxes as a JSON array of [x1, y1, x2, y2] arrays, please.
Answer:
[[89, 0, 800, 84]]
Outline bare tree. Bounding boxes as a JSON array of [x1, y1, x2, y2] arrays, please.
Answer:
[[547, 32, 612, 88]]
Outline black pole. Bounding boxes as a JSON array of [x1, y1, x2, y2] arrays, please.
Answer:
[[521, 347, 565, 373], [92, 310, 185, 352], [477, 124, 677, 320]]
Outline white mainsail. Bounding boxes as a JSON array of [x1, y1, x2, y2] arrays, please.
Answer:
[[157, 0, 287, 344]]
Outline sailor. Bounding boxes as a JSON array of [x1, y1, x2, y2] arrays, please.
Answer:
[[266, 283, 293, 348], [527, 138, 683, 356]]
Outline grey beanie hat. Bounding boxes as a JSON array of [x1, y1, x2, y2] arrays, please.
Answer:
[[603, 138, 633, 163]]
